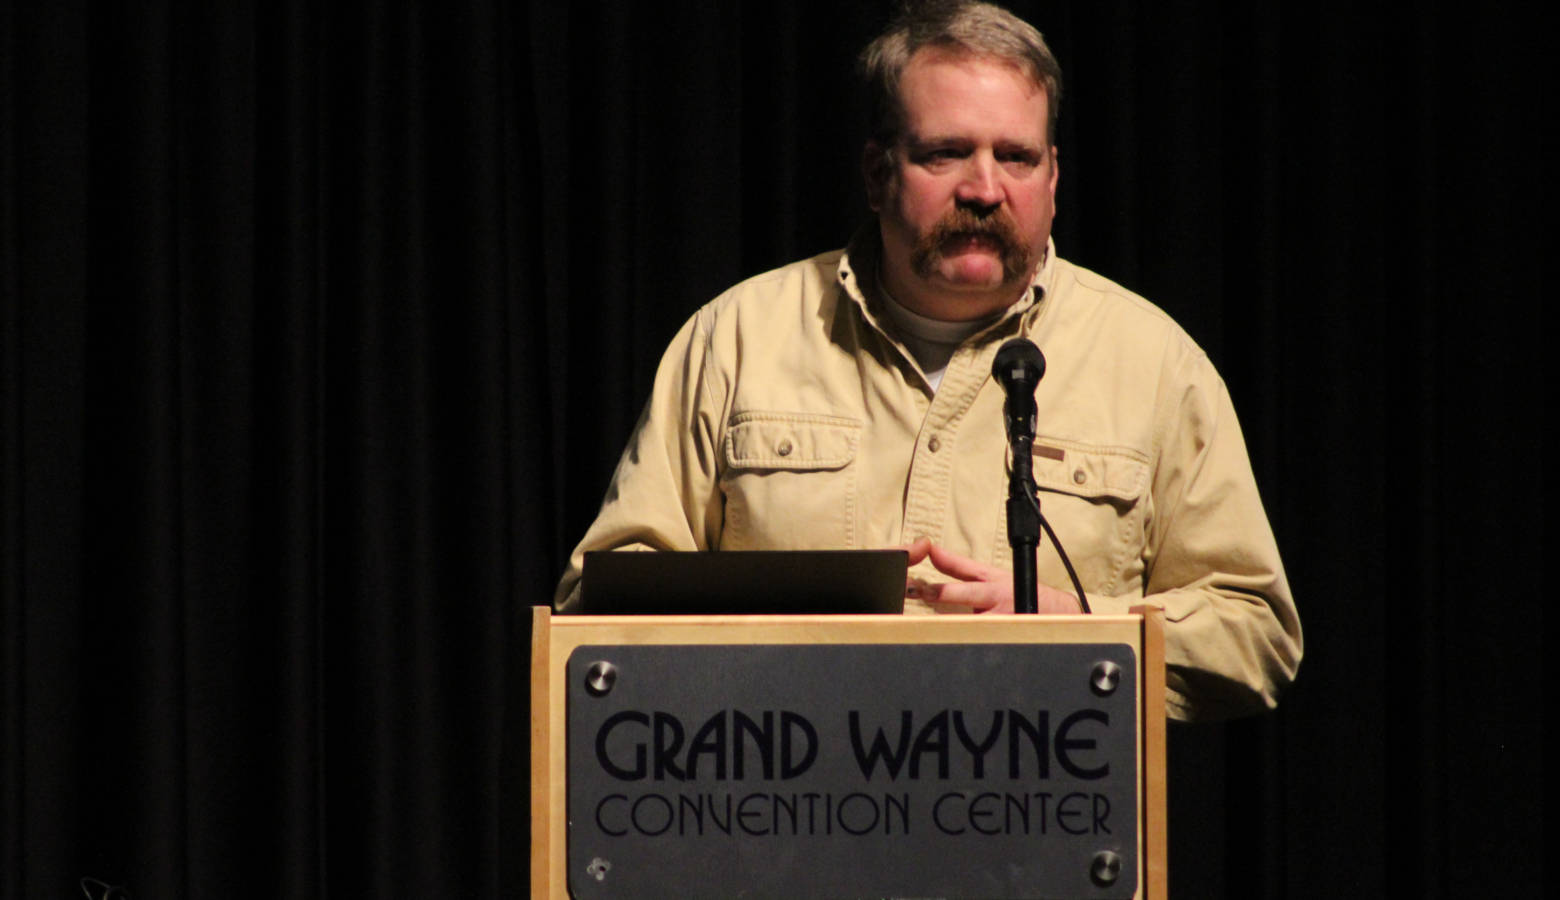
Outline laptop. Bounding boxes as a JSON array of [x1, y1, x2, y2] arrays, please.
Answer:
[[579, 550, 907, 615]]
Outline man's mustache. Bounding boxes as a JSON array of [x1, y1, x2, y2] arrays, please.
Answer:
[[911, 206, 1032, 281]]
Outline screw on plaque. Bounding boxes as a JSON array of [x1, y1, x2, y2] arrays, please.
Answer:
[[1090, 660, 1121, 696], [1090, 850, 1122, 887], [585, 661, 617, 697]]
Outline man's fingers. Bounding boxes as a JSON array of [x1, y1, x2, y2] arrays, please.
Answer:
[[925, 542, 999, 582], [899, 536, 933, 566], [921, 580, 1003, 612], [902, 540, 1051, 615]]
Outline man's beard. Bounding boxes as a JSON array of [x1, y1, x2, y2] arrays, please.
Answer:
[[909, 206, 1034, 285]]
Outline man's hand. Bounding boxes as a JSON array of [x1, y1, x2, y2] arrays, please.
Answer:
[[901, 537, 1080, 614]]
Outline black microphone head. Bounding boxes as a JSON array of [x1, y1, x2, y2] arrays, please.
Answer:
[[993, 337, 1046, 388]]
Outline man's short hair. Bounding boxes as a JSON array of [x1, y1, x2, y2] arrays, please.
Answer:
[[859, 0, 1063, 148]]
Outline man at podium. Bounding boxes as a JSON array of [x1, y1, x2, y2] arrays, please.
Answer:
[[553, 0, 1301, 721]]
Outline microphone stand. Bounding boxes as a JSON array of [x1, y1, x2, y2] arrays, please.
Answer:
[[1006, 429, 1041, 615]]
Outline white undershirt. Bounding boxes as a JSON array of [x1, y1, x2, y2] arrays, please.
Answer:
[[877, 286, 1000, 391]]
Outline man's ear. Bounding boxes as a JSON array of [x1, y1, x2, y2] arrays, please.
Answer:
[[862, 141, 891, 211]]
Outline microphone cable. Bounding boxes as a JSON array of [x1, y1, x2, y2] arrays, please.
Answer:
[[1030, 490, 1091, 614]]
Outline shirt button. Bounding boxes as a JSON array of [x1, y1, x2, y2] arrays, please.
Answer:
[[1073, 468, 1087, 484], [928, 436, 941, 453], [777, 439, 793, 457]]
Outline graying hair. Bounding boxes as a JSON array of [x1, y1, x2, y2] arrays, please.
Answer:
[[859, 0, 1063, 147]]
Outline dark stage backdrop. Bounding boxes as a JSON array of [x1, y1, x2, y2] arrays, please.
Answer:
[[2, 1, 1545, 897]]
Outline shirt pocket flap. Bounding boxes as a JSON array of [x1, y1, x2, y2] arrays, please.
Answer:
[[1031, 441, 1150, 503], [724, 412, 861, 471]]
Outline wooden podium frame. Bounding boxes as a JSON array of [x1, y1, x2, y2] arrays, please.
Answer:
[[531, 606, 1166, 898]]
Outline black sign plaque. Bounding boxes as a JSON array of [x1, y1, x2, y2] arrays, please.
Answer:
[[565, 642, 1139, 898]]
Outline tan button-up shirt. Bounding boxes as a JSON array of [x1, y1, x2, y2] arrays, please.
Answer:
[[555, 231, 1302, 720]]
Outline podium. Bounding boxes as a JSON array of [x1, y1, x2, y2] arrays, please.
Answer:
[[531, 606, 1166, 898]]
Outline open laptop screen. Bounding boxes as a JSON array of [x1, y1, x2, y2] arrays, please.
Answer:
[[579, 550, 907, 615]]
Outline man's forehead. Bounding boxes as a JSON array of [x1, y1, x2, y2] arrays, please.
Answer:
[[897, 50, 1050, 146], [902, 46, 1046, 98]]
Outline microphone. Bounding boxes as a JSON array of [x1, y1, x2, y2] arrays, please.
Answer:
[[992, 338, 1045, 613], [989, 337, 1093, 615], [992, 338, 1046, 444]]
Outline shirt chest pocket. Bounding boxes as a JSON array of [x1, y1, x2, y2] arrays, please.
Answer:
[[1025, 440, 1151, 596], [718, 412, 862, 551]]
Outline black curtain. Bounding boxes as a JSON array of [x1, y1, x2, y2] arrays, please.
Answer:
[[2, 2, 1544, 897]]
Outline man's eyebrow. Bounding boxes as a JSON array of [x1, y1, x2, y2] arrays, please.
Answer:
[[906, 133, 1046, 152], [995, 140, 1047, 156], [906, 133, 972, 147]]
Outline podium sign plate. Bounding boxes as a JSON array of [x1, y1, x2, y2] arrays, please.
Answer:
[[566, 642, 1138, 898]]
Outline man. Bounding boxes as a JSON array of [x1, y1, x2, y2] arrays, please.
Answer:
[[554, 0, 1301, 721]]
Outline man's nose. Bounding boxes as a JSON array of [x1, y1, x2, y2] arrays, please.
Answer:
[[954, 154, 1003, 211]]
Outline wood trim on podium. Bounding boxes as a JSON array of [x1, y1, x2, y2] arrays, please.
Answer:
[[1132, 603, 1168, 900], [529, 607, 553, 899]]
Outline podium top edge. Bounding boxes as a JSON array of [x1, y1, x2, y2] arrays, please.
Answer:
[[540, 612, 1145, 625]]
